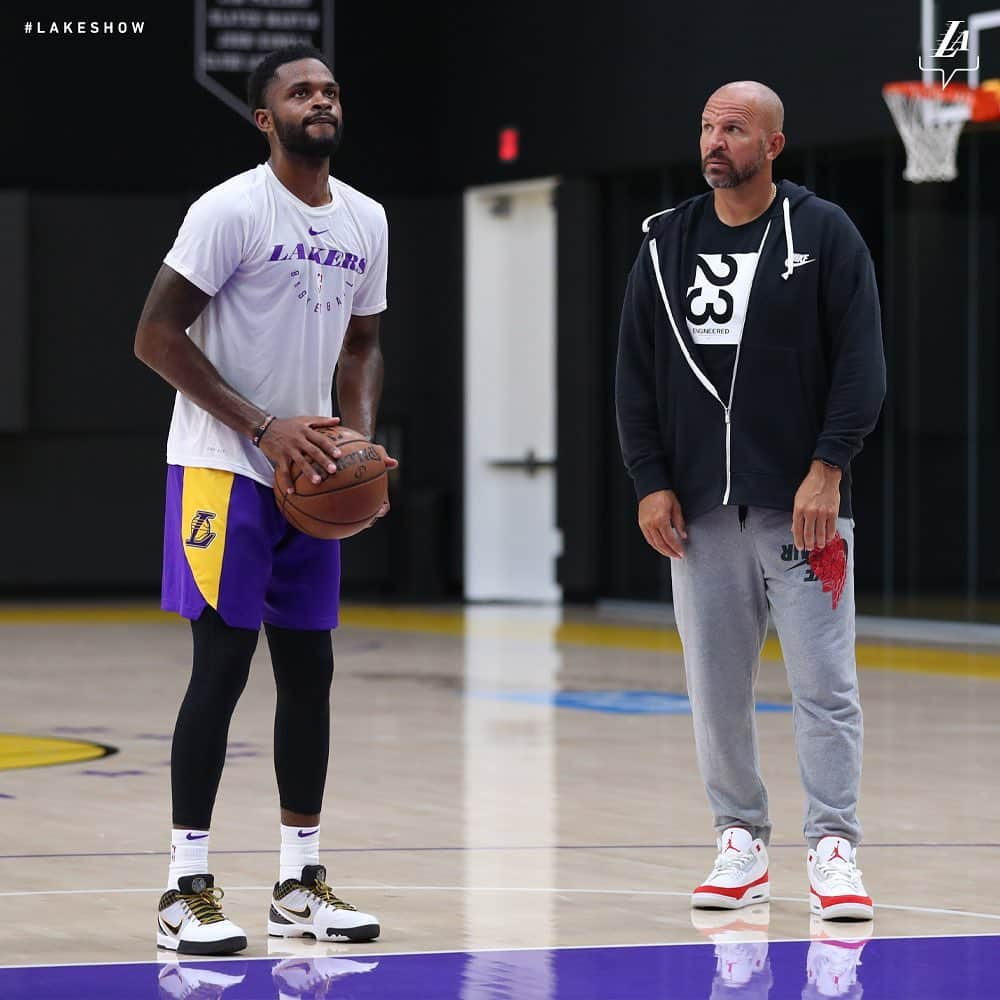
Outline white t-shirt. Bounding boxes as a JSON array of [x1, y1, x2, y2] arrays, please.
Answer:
[[163, 162, 388, 486]]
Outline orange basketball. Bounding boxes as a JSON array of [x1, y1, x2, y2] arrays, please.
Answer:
[[273, 426, 388, 540]]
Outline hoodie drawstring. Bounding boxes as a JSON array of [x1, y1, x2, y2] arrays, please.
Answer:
[[781, 196, 794, 281]]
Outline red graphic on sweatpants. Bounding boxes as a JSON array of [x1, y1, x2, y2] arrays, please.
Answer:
[[808, 534, 848, 610]]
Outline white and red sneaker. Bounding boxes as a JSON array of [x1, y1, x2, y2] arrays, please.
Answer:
[[807, 836, 873, 921], [691, 827, 770, 909]]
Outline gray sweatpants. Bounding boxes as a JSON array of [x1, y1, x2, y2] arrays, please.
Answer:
[[670, 504, 862, 847]]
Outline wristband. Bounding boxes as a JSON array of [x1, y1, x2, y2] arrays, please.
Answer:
[[252, 414, 276, 447]]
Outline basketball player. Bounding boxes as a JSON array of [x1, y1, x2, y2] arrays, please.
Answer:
[[616, 82, 885, 920], [135, 44, 396, 954]]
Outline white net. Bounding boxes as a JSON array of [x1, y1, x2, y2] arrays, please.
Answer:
[[883, 84, 972, 182]]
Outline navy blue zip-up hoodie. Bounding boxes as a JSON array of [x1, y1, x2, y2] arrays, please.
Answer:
[[615, 180, 886, 521]]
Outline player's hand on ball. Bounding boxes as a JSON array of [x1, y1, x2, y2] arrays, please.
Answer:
[[373, 444, 399, 471], [638, 489, 687, 559], [259, 416, 343, 494], [371, 445, 397, 518]]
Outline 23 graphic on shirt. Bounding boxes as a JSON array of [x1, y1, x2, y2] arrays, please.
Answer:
[[684, 252, 760, 346]]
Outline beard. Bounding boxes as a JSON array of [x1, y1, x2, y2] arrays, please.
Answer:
[[273, 114, 343, 159], [702, 139, 767, 189]]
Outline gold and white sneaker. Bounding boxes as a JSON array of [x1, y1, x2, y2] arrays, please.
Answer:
[[268, 864, 380, 942], [156, 874, 247, 955]]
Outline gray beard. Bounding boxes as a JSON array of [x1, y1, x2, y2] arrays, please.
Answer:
[[702, 143, 767, 189]]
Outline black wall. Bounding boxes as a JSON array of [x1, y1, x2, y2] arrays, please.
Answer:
[[429, 2, 921, 186], [14, 0, 931, 197], [7, 1, 1000, 615], [554, 131, 1000, 616], [0, 190, 462, 596]]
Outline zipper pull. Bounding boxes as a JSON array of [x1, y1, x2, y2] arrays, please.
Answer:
[[724, 407, 731, 425]]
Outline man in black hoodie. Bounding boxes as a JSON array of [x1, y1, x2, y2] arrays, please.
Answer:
[[616, 81, 885, 921]]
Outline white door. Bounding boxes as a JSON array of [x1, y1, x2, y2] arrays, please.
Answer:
[[464, 178, 561, 602]]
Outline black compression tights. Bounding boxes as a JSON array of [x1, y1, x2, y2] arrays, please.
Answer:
[[170, 606, 335, 829]]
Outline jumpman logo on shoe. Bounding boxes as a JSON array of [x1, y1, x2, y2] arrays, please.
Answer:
[[828, 841, 848, 862], [724, 833, 741, 853]]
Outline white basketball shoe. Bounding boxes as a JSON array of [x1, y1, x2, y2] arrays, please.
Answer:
[[267, 864, 380, 942], [807, 836, 874, 920], [156, 874, 247, 955], [692, 827, 770, 909]]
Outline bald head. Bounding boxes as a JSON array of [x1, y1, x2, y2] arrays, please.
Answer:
[[699, 81, 786, 190], [707, 81, 784, 133]]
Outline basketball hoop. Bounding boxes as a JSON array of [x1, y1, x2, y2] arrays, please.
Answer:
[[883, 81, 1000, 182], [883, 82, 973, 182]]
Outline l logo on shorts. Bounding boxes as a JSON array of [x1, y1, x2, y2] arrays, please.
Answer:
[[185, 510, 218, 548]]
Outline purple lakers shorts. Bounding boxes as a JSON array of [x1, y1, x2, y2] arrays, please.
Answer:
[[161, 465, 341, 631]]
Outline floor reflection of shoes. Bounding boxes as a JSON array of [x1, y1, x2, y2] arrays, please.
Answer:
[[691, 904, 772, 998], [803, 916, 870, 999], [691, 903, 771, 937], [271, 956, 379, 998], [157, 961, 247, 998]]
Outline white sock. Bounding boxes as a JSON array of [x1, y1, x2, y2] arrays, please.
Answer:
[[168, 829, 210, 890], [280, 824, 320, 883]]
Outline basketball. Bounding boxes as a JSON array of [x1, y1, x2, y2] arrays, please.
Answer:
[[273, 426, 388, 540]]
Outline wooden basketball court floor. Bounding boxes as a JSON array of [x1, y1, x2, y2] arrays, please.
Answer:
[[1, 602, 999, 998]]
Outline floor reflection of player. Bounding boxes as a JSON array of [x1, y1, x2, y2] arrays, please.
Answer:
[[271, 956, 379, 998], [692, 905, 772, 999], [803, 918, 870, 1000], [157, 961, 247, 999]]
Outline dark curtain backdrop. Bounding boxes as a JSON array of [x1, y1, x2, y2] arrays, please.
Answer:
[[6, 1, 999, 616]]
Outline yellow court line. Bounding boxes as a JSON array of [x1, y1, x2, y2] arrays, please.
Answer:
[[0, 607, 175, 625], [1, 604, 998, 680], [341, 609, 1000, 680]]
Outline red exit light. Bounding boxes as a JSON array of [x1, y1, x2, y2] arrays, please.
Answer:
[[498, 126, 519, 163]]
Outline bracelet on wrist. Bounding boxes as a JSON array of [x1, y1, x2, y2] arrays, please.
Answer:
[[252, 414, 276, 447]]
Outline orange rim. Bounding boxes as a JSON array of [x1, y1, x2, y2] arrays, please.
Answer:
[[883, 80, 1000, 122]]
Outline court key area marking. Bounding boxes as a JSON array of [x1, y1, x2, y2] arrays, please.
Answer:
[[0, 734, 116, 772]]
